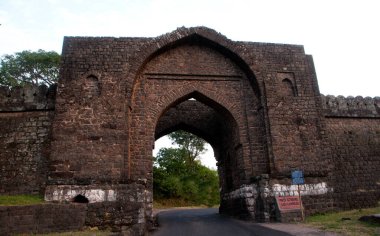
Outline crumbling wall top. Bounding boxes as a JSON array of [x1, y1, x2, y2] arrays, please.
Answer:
[[0, 84, 56, 111], [321, 94, 380, 118]]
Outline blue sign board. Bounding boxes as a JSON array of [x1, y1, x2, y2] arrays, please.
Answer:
[[291, 170, 304, 185]]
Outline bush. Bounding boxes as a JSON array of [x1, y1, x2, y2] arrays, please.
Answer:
[[153, 147, 220, 206]]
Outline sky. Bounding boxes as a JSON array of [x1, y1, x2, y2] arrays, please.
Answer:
[[1, 0, 378, 168]]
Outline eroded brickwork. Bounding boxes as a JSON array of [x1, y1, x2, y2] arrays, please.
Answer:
[[0, 204, 86, 235], [322, 95, 380, 209], [0, 27, 379, 235], [45, 27, 334, 228], [0, 85, 55, 194]]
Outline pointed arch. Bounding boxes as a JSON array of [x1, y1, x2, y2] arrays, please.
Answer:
[[152, 90, 245, 193], [154, 91, 240, 150], [155, 123, 217, 151], [129, 26, 262, 106], [281, 78, 296, 97], [83, 75, 100, 98], [153, 90, 240, 133], [126, 28, 266, 188]]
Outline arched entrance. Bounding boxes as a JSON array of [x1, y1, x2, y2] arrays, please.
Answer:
[[42, 27, 337, 233], [154, 92, 241, 207], [128, 33, 267, 221]]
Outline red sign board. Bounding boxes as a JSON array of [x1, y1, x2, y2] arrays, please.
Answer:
[[276, 196, 301, 212]]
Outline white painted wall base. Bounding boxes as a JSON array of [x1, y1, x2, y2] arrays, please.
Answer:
[[222, 182, 333, 200], [44, 185, 117, 203]]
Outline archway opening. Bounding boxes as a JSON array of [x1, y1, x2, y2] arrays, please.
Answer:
[[72, 194, 89, 204], [153, 131, 218, 207], [153, 93, 243, 211], [154, 134, 216, 170], [129, 35, 266, 220]]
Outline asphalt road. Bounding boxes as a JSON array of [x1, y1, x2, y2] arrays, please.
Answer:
[[150, 208, 293, 236]]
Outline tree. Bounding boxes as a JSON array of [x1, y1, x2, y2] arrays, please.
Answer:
[[168, 130, 206, 166], [153, 131, 220, 207], [0, 50, 60, 87], [154, 148, 187, 173]]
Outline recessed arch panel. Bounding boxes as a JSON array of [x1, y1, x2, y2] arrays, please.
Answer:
[[129, 27, 262, 107], [127, 30, 268, 207], [127, 34, 264, 188]]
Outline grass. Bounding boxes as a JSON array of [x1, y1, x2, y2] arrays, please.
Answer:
[[305, 205, 380, 236], [0, 194, 44, 206], [17, 231, 109, 236], [154, 198, 200, 209], [153, 198, 218, 209], [16, 228, 112, 236]]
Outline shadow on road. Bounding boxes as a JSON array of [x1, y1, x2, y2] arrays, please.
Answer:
[[150, 208, 292, 236]]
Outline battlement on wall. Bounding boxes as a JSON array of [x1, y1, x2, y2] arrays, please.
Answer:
[[0, 84, 56, 112], [321, 94, 380, 118]]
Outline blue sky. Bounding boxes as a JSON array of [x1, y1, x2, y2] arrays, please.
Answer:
[[1, 0, 379, 168]]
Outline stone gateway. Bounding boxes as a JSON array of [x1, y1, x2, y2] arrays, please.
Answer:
[[0, 27, 379, 234]]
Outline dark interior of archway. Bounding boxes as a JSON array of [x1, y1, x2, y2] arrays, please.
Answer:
[[155, 92, 241, 195]]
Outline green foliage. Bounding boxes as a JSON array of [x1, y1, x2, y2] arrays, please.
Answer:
[[0, 49, 60, 87], [153, 198, 197, 209], [153, 131, 219, 207], [168, 130, 206, 165], [0, 194, 44, 206]]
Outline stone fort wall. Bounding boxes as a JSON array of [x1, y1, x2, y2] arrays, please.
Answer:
[[0, 85, 55, 194], [0, 27, 379, 234], [322, 95, 380, 209], [0, 203, 86, 235]]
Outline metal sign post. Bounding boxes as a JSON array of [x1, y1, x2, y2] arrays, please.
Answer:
[[292, 170, 305, 221]]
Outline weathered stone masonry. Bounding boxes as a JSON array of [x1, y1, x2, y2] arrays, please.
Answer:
[[322, 95, 380, 210], [0, 27, 379, 234], [0, 85, 55, 194]]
